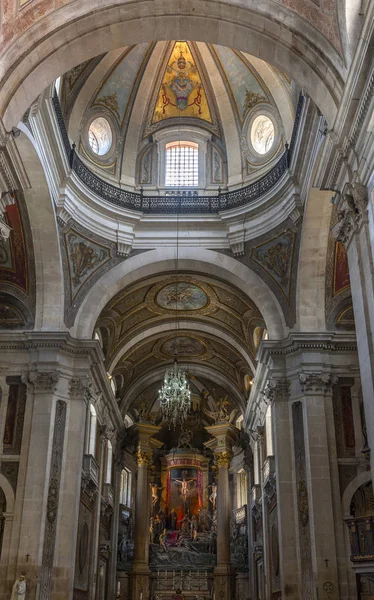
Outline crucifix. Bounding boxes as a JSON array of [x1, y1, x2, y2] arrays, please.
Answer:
[[324, 558, 329, 567], [25, 554, 30, 562]]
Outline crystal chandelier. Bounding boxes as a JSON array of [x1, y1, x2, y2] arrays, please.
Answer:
[[158, 183, 191, 428], [159, 360, 191, 429]]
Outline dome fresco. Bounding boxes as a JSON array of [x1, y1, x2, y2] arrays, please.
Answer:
[[61, 41, 296, 191]]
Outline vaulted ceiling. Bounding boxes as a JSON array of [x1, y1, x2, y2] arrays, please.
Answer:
[[96, 272, 266, 414]]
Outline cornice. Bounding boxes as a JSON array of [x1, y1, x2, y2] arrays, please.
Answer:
[[256, 332, 357, 363]]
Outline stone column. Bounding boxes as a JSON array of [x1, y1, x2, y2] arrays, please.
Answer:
[[130, 423, 161, 600], [205, 423, 237, 600], [332, 183, 374, 484], [267, 378, 300, 600], [298, 372, 341, 600]]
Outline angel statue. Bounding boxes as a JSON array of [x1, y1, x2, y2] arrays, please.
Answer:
[[204, 395, 237, 423], [10, 574, 27, 600]]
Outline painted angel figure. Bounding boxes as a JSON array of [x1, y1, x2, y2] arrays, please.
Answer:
[[172, 476, 196, 502]]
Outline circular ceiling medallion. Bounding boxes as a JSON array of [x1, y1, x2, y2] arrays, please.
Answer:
[[161, 335, 206, 357], [250, 115, 275, 155], [155, 281, 209, 311]]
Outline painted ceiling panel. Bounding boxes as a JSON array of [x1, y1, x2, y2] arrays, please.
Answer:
[[92, 43, 153, 126], [210, 45, 269, 125], [152, 41, 212, 125]]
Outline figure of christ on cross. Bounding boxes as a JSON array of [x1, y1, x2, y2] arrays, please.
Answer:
[[172, 475, 196, 503]]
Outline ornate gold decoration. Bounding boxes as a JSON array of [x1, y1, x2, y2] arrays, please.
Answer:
[[243, 91, 265, 116], [216, 451, 233, 467], [96, 92, 120, 120], [136, 446, 153, 466]]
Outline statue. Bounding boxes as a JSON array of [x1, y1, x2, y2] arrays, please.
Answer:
[[10, 575, 27, 600], [170, 508, 177, 530], [149, 517, 155, 544], [190, 515, 198, 540], [208, 481, 217, 509], [203, 395, 237, 423], [172, 475, 196, 503], [159, 528, 168, 552], [177, 429, 193, 448], [150, 483, 164, 506]]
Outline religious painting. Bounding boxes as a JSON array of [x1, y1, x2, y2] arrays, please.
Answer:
[[156, 282, 208, 311], [64, 229, 111, 301], [333, 241, 350, 296], [152, 42, 212, 124], [161, 336, 205, 357], [252, 231, 295, 300], [169, 468, 199, 524], [0, 201, 28, 293]]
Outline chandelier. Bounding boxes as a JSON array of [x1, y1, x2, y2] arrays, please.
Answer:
[[159, 360, 191, 429], [158, 182, 191, 428]]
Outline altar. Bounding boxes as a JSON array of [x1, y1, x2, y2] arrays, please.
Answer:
[[149, 449, 216, 571]]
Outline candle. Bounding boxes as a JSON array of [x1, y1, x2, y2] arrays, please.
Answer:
[[117, 582, 120, 594], [140, 593, 143, 600]]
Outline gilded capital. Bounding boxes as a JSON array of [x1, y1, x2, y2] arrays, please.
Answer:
[[216, 451, 233, 467], [136, 446, 153, 466]]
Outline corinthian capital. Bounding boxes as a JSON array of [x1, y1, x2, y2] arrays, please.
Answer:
[[331, 185, 368, 247], [25, 371, 60, 392], [261, 378, 290, 403], [69, 376, 91, 400], [299, 372, 338, 393]]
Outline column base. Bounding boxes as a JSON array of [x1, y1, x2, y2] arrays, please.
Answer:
[[129, 562, 150, 600], [214, 564, 234, 600]]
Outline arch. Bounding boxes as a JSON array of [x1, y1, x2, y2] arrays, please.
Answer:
[[72, 247, 288, 341], [15, 129, 66, 332], [0, 1, 346, 130], [0, 474, 15, 514], [120, 363, 246, 416], [342, 471, 372, 518], [109, 321, 256, 374]]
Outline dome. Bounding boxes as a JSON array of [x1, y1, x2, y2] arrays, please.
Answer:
[[60, 41, 297, 194]]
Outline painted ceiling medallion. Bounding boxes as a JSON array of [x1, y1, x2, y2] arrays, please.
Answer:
[[156, 282, 208, 311], [161, 336, 206, 358]]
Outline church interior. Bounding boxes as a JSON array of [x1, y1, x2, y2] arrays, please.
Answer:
[[0, 2, 373, 599]]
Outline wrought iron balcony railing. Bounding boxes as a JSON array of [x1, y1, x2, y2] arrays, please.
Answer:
[[52, 92, 304, 215]]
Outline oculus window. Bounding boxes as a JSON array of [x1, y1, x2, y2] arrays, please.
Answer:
[[88, 117, 113, 156], [165, 141, 198, 187], [250, 115, 275, 155]]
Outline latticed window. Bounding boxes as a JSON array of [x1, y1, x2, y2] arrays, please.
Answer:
[[165, 141, 198, 187]]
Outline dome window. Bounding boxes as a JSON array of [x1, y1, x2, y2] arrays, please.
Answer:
[[88, 117, 113, 156], [165, 141, 198, 187], [250, 115, 275, 155]]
